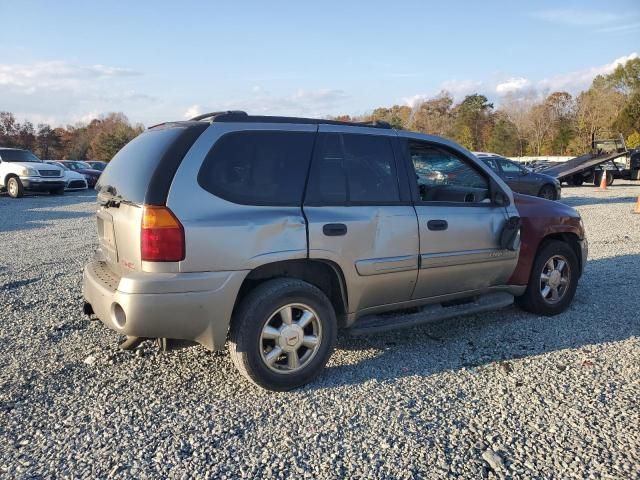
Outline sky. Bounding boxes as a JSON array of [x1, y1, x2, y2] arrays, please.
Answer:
[[0, 0, 639, 127]]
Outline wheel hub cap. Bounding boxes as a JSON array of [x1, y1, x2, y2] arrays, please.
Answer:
[[278, 325, 303, 351], [548, 270, 562, 288]]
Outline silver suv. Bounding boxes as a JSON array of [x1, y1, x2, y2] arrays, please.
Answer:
[[83, 111, 587, 390]]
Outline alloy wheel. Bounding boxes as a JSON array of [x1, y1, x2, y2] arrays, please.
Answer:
[[540, 255, 571, 304], [260, 303, 322, 374]]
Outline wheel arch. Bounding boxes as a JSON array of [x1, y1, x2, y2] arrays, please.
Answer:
[[232, 259, 349, 327], [539, 232, 583, 276]]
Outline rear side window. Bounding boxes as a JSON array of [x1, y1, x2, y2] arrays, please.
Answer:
[[198, 131, 315, 206], [305, 133, 400, 205], [97, 124, 207, 204]]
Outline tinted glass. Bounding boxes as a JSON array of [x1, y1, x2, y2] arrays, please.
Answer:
[[0, 149, 40, 162], [306, 133, 400, 204], [198, 131, 315, 206], [410, 142, 489, 203], [482, 157, 499, 172], [97, 126, 188, 203], [498, 158, 523, 173]]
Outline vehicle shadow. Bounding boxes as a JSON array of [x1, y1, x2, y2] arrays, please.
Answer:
[[561, 195, 638, 207], [0, 191, 96, 233], [312, 253, 640, 390]]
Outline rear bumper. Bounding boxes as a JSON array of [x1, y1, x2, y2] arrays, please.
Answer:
[[82, 261, 247, 350]]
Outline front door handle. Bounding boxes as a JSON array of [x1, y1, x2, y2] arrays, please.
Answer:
[[323, 223, 347, 236], [427, 219, 448, 231]]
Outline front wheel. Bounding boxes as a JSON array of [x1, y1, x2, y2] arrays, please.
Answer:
[[538, 184, 557, 200], [7, 177, 24, 198], [51, 187, 65, 195], [516, 240, 579, 316], [228, 278, 337, 391]]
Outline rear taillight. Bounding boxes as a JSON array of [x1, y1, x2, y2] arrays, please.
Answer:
[[141, 206, 185, 262]]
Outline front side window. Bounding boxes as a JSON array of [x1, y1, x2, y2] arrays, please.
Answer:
[[305, 133, 400, 204], [198, 131, 315, 206], [498, 158, 524, 174], [409, 141, 490, 203], [482, 157, 499, 172]]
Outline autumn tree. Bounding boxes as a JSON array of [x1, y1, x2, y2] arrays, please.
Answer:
[[409, 91, 455, 137]]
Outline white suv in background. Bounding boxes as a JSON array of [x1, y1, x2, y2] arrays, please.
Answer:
[[0, 148, 65, 197]]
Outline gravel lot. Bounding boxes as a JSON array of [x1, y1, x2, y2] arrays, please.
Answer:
[[1, 183, 639, 479]]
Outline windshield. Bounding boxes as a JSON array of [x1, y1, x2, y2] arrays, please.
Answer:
[[64, 161, 92, 170], [46, 161, 68, 170], [0, 149, 41, 163]]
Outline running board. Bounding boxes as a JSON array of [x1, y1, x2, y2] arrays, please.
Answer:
[[349, 292, 514, 336]]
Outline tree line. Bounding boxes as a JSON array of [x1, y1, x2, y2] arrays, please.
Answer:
[[334, 58, 640, 155], [2, 59, 639, 161], [0, 112, 143, 161]]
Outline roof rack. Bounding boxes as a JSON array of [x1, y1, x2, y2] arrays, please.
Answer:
[[189, 110, 392, 129]]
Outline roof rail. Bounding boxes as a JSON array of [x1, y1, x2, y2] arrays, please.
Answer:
[[189, 111, 392, 129]]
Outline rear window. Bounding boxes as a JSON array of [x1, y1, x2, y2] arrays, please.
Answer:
[[197, 131, 315, 206], [305, 133, 400, 205], [97, 124, 206, 204]]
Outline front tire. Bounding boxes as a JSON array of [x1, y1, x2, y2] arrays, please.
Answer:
[[7, 176, 24, 198], [51, 187, 65, 195], [517, 240, 579, 316], [229, 278, 337, 391]]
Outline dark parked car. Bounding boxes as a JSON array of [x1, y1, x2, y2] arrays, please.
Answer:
[[86, 161, 108, 171], [474, 152, 561, 200], [55, 160, 102, 187]]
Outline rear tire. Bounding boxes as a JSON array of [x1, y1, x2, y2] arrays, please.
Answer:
[[229, 278, 337, 391], [517, 240, 579, 316], [570, 174, 584, 186], [7, 176, 24, 198], [538, 184, 557, 200]]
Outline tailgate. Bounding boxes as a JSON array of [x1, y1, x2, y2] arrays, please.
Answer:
[[96, 203, 143, 275]]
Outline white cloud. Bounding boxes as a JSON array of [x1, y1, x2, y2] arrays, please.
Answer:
[[597, 22, 640, 33], [538, 52, 639, 92], [440, 79, 483, 96], [0, 60, 153, 126], [183, 105, 202, 119], [403, 52, 640, 108], [530, 9, 626, 26], [495, 77, 531, 95], [191, 88, 350, 118]]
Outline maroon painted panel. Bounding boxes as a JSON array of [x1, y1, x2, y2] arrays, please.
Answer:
[[508, 194, 584, 285]]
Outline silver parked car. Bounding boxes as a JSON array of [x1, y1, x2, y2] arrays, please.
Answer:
[[83, 112, 587, 390]]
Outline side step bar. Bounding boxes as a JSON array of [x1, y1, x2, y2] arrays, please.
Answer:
[[349, 292, 514, 336]]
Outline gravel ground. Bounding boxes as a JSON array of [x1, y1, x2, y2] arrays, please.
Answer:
[[0, 184, 639, 479]]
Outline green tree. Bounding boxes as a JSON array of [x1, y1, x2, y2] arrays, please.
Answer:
[[453, 94, 494, 150], [487, 113, 519, 156]]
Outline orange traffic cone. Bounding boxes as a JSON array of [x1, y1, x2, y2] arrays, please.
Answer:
[[634, 195, 640, 214], [599, 171, 608, 190]]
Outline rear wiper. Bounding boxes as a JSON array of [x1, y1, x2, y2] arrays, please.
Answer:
[[97, 186, 123, 208]]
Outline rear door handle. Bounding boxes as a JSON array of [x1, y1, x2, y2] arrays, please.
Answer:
[[323, 223, 347, 236], [427, 219, 448, 231]]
